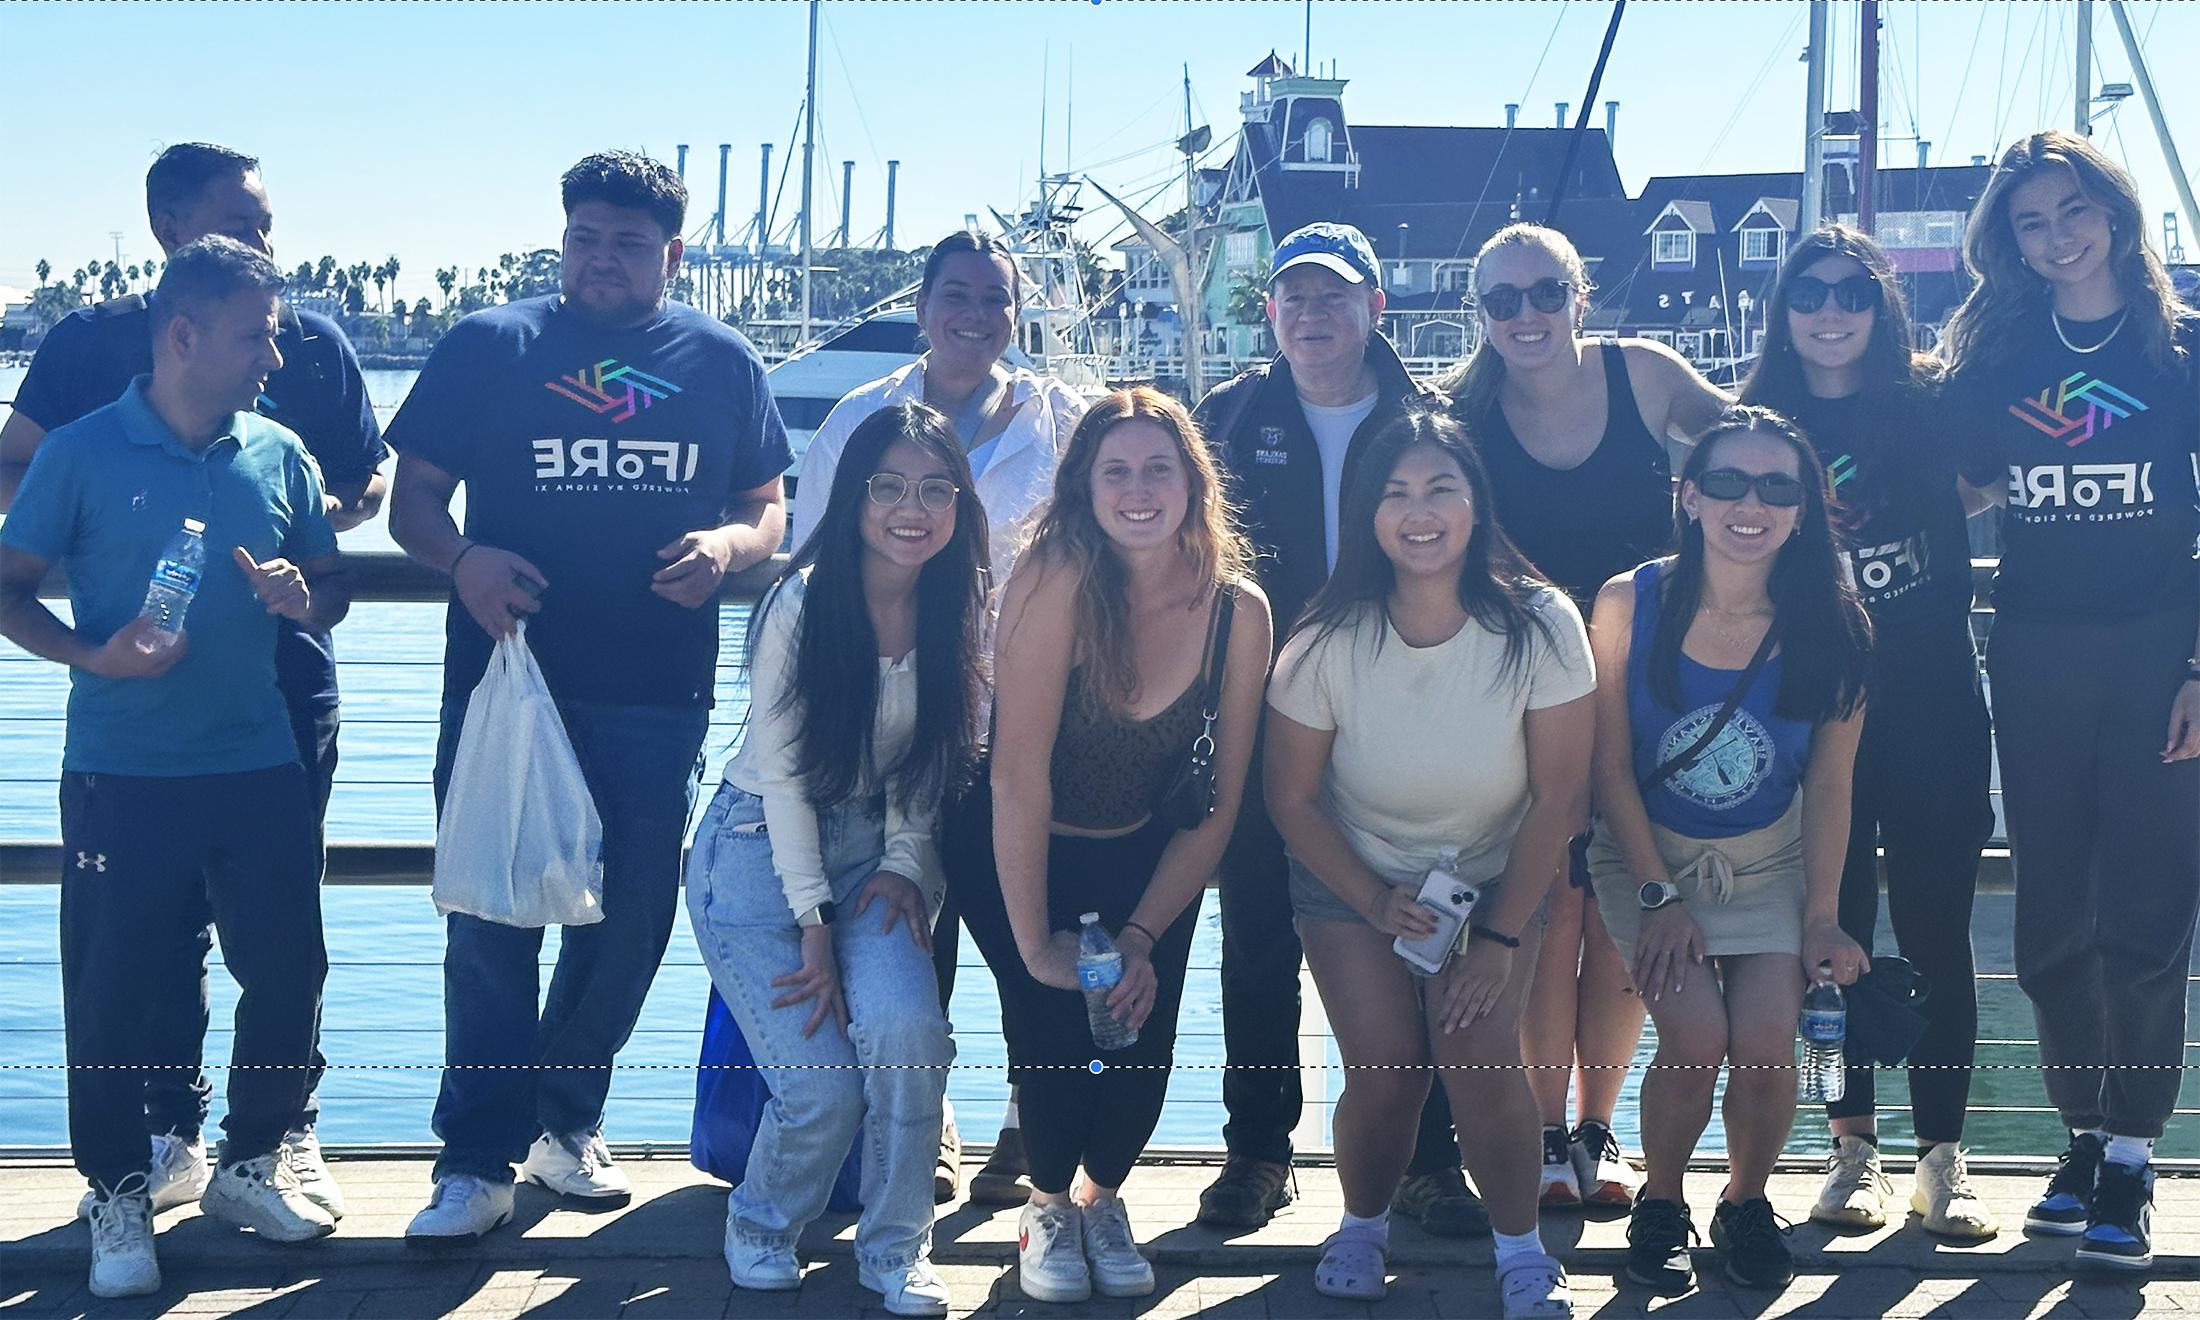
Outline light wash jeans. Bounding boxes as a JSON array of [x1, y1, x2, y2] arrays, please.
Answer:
[[686, 783, 954, 1271]]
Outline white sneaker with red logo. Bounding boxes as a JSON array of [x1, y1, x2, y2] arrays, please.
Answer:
[[1016, 1201, 1090, 1303]]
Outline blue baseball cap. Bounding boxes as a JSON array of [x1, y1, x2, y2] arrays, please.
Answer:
[[1270, 222, 1381, 287]]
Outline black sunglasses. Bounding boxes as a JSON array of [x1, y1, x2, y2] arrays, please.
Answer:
[[1784, 273, 1882, 314], [1695, 467, 1807, 507], [865, 473, 960, 513], [1477, 277, 1574, 321]]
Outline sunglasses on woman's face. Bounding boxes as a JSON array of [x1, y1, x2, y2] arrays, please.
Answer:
[[1696, 467, 1807, 507], [1477, 277, 1573, 321], [1784, 273, 1882, 314], [866, 472, 960, 513]]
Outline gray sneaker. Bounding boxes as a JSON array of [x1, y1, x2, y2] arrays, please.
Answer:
[[1081, 1198, 1155, 1298]]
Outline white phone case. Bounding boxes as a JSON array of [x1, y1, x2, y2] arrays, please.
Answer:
[[1393, 867, 1482, 976]]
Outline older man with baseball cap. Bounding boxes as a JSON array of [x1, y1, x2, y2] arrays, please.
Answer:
[[1189, 223, 1485, 1238]]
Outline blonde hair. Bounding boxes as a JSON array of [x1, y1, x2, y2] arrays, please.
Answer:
[[1941, 131, 2187, 376], [1436, 223, 1595, 426], [1019, 386, 1252, 709]]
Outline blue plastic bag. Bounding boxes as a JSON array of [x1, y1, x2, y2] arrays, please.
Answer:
[[690, 986, 863, 1213]]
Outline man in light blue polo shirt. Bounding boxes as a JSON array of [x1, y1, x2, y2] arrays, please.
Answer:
[[0, 236, 351, 1299]]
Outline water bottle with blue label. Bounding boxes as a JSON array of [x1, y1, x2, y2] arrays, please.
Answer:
[[138, 518, 206, 652], [1077, 912, 1139, 1050], [1798, 973, 1847, 1103]]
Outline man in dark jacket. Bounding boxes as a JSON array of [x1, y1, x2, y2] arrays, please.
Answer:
[[1191, 224, 1484, 1236]]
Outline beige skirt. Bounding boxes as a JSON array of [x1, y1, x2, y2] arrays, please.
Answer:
[[1587, 797, 1806, 962]]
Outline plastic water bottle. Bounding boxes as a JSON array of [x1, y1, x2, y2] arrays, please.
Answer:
[[1798, 976, 1847, 1103], [138, 518, 206, 651], [1077, 913, 1139, 1051]]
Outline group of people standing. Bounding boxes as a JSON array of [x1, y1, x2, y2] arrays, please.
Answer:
[[2, 124, 2193, 1316]]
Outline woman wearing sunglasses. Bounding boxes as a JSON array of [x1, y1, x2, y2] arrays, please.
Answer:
[[1941, 131, 2200, 1274], [1439, 223, 1730, 1212], [1586, 407, 1872, 1295], [1741, 226, 1997, 1241], [944, 387, 1271, 1303], [687, 402, 990, 1316]]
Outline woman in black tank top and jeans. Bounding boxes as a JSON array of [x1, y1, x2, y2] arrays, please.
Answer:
[[1441, 223, 1731, 1210], [945, 388, 1273, 1303]]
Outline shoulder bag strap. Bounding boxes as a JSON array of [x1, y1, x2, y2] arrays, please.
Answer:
[[1637, 623, 1778, 794]]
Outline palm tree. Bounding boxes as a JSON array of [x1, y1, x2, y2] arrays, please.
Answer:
[[383, 255, 401, 311], [371, 263, 387, 313], [315, 255, 337, 291], [436, 266, 457, 308], [35, 258, 51, 287]]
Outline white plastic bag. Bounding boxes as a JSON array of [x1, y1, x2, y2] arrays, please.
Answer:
[[432, 622, 605, 927]]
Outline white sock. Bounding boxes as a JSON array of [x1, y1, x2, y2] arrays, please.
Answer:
[[1001, 1096, 1021, 1131], [1492, 1226, 1547, 1271], [1339, 1209, 1390, 1246], [2103, 1135, 2154, 1171]]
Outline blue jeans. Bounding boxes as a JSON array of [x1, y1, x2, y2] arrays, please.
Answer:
[[687, 784, 953, 1271], [429, 697, 708, 1182]]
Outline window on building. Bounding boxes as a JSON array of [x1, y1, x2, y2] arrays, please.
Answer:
[[1740, 227, 1783, 264], [1391, 262, 1414, 291], [1677, 332, 1704, 360], [1225, 231, 1257, 270], [1642, 330, 1675, 347], [1653, 230, 1695, 266], [1306, 117, 1335, 163], [1926, 217, 1959, 246]]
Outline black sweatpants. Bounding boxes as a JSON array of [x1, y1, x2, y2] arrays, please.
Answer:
[[945, 784, 1197, 1193], [60, 765, 326, 1190], [1827, 615, 1994, 1141], [1988, 605, 2200, 1140]]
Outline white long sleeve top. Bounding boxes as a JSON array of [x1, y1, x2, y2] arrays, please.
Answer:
[[724, 568, 936, 916]]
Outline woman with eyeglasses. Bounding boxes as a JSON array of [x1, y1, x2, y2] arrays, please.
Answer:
[[789, 228, 1089, 1205], [1740, 226, 1998, 1242], [687, 403, 989, 1317], [1439, 223, 1730, 1213], [1941, 132, 2200, 1274], [1586, 407, 1872, 1295], [943, 387, 1271, 1303]]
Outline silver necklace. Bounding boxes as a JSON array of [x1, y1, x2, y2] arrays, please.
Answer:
[[2051, 307, 2129, 355]]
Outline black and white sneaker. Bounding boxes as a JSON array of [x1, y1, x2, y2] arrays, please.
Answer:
[[2075, 1162, 2153, 1271], [1710, 1197, 1794, 1290], [2024, 1131, 2104, 1236], [1623, 1195, 1695, 1294]]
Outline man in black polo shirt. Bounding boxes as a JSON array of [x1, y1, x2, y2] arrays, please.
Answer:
[[1192, 224, 1486, 1237], [0, 142, 384, 1223]]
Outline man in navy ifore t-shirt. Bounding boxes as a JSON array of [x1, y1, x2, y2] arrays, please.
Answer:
[[386, 151, 789, 1245]]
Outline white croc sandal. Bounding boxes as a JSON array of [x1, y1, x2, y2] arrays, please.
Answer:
[[1498, 1252, 1575, 1319], [1314, 1231, 1388, 1301]]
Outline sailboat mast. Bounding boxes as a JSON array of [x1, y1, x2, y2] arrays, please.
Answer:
[[2105, 0, 2200, 241], [799, 0, 819, 344], [1181, 63, 1202, 401], [2076, 0, 2093, 136], [1858, 0, 1879, 232], [1799, 0, 1829, 233]]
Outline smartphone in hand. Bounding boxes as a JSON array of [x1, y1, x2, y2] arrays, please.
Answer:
[[1393, 865, 1481, 976]]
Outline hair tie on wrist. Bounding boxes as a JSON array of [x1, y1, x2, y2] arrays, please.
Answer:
[[1122, 920, 1159, 947], [450, 541, 481, 576], [1469, 924, 1521, 949]]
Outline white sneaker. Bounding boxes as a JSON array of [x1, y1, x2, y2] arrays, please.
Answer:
[[1538, 1126, 1581, 1208], [199, 1150, 337, 1243], [521, 1130, 633, 1206], [1912, 1143, 1999, 1241], [1081, 1197, 1155, 1298], [87, 1174, 161, 1299], [1568, 1121, 1638, 1208], [860, 1258, 952, 1316], [725, 1213, 801, 1291], [1017, 1202, 1091, 1303], [282, 1127, 346, 1222], [76, 1132, 209, 1221], [1811, 1135, 1892, 1228], [1498, 1251, 1574, 1319], [404, 1174, 515, 1247]]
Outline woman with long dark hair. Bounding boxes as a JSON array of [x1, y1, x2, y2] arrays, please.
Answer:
[[1943, 131, 2200, 1274], [1742, 226, 1997, 1240], [1588, 408, 1872, 1295], [945, 387, 1271, 1304], [688, 402, 989, 1316], [1442, 223, 1730, 1210], [1266, 410, 1591, 1317]]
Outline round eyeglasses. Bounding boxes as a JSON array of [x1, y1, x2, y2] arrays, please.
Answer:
[[866, 473, 960, 513]]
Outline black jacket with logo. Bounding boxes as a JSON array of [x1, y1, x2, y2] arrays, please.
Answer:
[[1194, 335, 1440, 650]]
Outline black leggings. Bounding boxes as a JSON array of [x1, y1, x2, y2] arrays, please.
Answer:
[[944, 782, 1198, 1193], [1827, 615, 1994, 1141]]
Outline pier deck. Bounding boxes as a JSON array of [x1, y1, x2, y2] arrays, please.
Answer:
[[3, 1154, 2196, 1318]]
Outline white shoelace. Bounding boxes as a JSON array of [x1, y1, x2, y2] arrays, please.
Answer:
[[90, 1174, 153, 1253]]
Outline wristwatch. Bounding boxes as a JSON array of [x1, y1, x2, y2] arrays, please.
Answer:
[[795, 900, 837, 929], [1638, 880, 1683, 912]]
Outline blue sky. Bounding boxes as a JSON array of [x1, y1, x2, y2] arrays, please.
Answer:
[[6, 0, 2195, 304]]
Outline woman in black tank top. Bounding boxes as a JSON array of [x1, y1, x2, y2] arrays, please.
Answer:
[[1440, 223, 1731, 1210]]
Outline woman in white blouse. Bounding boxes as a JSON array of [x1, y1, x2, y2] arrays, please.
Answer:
[[687, 402, 990, 1317]]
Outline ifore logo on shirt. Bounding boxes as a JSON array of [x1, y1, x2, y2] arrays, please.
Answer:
[[2008, 370, 2149, 447], [545, 357, 683, 424]]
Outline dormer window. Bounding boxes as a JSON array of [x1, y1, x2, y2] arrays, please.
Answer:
[[1306, 117, 1334, 163], [1653, 230, 1695, 266], [1740, 227, 1783, 265]]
